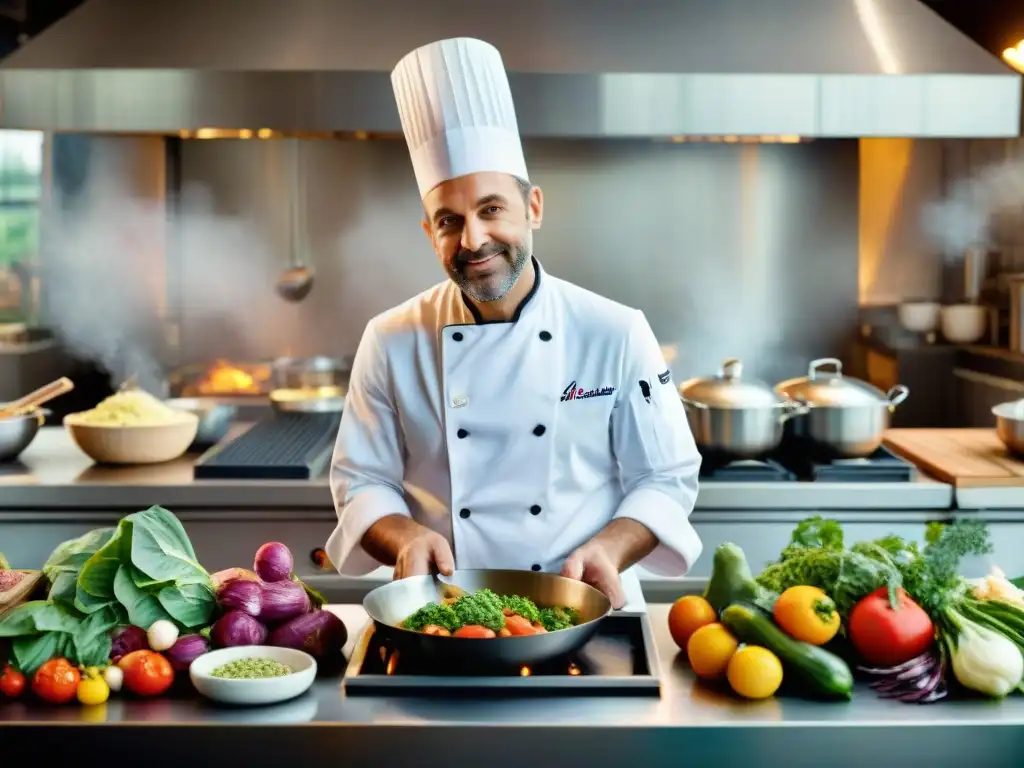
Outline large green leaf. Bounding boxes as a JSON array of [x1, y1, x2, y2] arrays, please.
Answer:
[[157, 582, 215, 628], [12, 633, 59, 675], [41, 528, 115, 580], [129, 564, 174, 592], [113, 565, 170, 630], [26, 602, 82, 634], [78, 520, 132, 598], [73, 606, 117, 666], [0, 600, 48, 637], [73, 582, 115, 615], [129, 506, 209, 586], [48, 572, 78, 605]]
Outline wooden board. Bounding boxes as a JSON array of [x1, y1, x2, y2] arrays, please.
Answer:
[[883, 428, 1024, 487]]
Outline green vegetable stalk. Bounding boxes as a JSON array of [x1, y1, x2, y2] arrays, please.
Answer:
[[938, 604, 1024, 698]]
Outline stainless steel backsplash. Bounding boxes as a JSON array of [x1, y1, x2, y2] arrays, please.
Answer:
[[169, 138, 859, 385]]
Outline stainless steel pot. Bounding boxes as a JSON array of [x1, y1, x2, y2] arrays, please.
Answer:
[[993, 399, 1024, 456], [679, 358, 809, 460], [272, 355, 350, 391], [362, 569, 612, 669], [774, 357, 909, 458]]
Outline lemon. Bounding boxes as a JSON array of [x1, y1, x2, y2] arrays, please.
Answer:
[[686, 622, 739, 680], [727, 645, 783, 700]]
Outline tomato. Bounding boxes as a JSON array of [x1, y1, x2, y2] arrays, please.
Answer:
[[0, 664, 26, 697], [77, 675, 110, 706], [848, 587, 935, 667], [31, 658, 81, 704], [504, 615, 541, 636], [531, 622, 548, 634], [118, 650, 174, 697], [773, 586, 841, 646], [453, 624, 496, 638], [422, 624, 451, 637]]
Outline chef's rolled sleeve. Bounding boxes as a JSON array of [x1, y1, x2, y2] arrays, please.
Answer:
[[326, 320, 411, 575], [610, 311, 703, 576]]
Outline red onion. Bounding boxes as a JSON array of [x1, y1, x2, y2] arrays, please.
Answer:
[[166, 634, 210, 671], [211, 567, 259, 590], [110, 625, 149, 663], [211, 610, 268, 648], [254, 542, 294, 583], [260, 579, 310, 624], [267, 609, 348, 660], [217, 578, 263, 617]]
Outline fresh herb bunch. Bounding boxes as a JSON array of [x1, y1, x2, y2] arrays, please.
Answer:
[[756, 517, 902, 620], [756, 516, 993, 623]]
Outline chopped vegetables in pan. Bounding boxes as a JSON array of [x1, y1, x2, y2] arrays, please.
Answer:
[[401, 588, 582, 637]]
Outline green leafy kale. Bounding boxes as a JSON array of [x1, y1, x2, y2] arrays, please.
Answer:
[[897, 519, 992, 616], [538, 606, 580, 632], [499, 594, 540, 624]]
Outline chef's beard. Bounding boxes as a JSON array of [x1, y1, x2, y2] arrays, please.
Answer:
[[449, 241, 530, 302]]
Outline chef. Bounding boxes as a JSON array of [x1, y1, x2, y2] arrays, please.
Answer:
[[326, 37, 703, 610]]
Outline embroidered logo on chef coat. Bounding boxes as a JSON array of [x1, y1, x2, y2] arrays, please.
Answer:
[[560, 380, 616, 402], [658, 369, 671, 385], [638, 380, 652, 403]]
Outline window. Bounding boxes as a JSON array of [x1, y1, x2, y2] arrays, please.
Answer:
[[0, 129, 43, 323]]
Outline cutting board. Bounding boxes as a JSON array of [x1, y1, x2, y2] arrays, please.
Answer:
[[883, 428, 1024, 487]]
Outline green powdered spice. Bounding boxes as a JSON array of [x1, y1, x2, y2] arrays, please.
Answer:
[[211, 657, 294, 679]]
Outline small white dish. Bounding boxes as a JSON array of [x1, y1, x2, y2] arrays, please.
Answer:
[[897, 301, 941, 333], [940, 303, 987, 344], [189, 645, 316, 706]]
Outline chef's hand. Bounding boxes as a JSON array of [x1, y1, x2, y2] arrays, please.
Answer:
[[561, 541, 628, 610], [393, 530, 455, 581]]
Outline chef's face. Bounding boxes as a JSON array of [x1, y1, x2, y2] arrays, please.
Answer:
[[422, 172, 544, 302]]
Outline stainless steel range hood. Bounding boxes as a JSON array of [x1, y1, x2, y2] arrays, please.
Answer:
[[0, 0, 1019, 138]]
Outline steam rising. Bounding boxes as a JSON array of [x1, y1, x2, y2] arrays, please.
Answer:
[[921, 154, 1024, 259], [39, 175, 279, 395]]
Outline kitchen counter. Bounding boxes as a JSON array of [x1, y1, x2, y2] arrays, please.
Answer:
[[1, 605, 1021, 768], [0, 427, 954, 512]]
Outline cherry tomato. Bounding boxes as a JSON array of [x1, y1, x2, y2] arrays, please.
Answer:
[[118, 650, 174, 697], [31, 658, 81, 704], [453, 624, 497, 638], [422, 624, 451, 637], [504, 615, 542, 636], [0, 664, 26, 697]]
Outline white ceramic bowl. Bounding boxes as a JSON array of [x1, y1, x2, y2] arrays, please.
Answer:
[[189, 645, 317, 706], [940, 304, 988, 344], [897, 301, 941, 333], [63, 412, 199, 464]]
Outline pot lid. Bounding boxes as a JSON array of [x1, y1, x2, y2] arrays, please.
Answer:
[[774, 358, 889, 407], [679, 358, 781, 408]]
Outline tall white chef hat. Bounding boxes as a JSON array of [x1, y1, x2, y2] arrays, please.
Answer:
[[391, 37, 529, 199]]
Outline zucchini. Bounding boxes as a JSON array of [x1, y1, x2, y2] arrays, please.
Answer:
[[720, 602, 854, 700]]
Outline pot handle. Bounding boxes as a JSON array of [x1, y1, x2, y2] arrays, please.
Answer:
[[680, 397, 708, 410], [808, 358, 843, 380], [719, 358, 743, 380], [886, 385, 910, 411], [777, 399, 811, 423]]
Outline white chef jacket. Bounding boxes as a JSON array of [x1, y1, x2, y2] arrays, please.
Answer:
[[326, 259, 703, 609]]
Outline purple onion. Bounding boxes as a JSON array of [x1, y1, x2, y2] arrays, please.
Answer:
[[166, 634, 210, 672], [260, 579, 310, 624], [211, 610, 268, 648], [217, 578, 263, 617], [110, 625, 148, 662], [267, 609, 348, 660], [254, 542, 294, 583]]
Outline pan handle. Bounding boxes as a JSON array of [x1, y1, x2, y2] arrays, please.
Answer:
[[886, 384, 910, 411], [776, 399, 811, 423]]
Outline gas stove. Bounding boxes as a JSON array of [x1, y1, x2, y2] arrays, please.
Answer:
[[343, 612, 661, 697], [699, 444, 915, 483]]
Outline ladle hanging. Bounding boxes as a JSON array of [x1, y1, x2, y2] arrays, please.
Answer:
[[275, 138, 314, 302]]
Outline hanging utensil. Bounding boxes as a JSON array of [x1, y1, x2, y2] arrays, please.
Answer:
[[275, 139, 314, 302]]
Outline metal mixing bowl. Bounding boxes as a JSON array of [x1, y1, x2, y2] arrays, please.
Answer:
[[164, 398, 237, 448], [993, 400, 1024, 456], [0, 408, 47, 462]]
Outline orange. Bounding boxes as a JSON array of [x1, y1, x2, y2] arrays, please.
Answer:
[[686, 622, 739, 680], [727, 645, 783, 699], [773, 585, 841, 646], [668, 595, 718, 649]]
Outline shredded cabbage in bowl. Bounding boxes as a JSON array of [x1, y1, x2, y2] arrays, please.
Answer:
[[72, 390, 193, 427]]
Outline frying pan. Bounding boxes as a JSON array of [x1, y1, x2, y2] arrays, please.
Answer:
[[362, 569, 613, 669]]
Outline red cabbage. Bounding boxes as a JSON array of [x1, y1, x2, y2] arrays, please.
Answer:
[[254, 542, 293, 583], [166, 634, 210, 671], [260, 579, 310, 624], [211, 610, 267, 648], [267, 609, 348, 660], [110, 625, 148, 662], [217, 578, 263, 617]]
